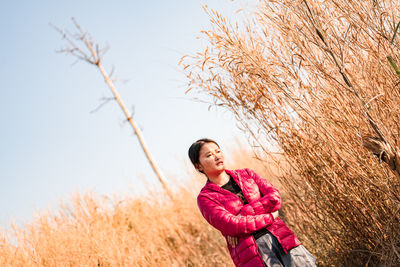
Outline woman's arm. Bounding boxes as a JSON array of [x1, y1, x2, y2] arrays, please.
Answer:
[[238, 168, 281, 216], [226, 210, 279, 248], [245, 168, 281, 198], [239, 194, 280, 216], [197, 194, 275, 237]]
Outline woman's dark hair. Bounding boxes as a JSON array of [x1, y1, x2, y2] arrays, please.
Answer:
[[188, 138, 220, 172]]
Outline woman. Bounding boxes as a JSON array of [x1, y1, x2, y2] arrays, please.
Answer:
[[188, 138, 316, 267]]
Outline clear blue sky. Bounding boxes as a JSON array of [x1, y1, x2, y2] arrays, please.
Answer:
[[0, 1, 256, 228]]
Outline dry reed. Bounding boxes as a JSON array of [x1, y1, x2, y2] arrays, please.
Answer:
[[183, 0, 400, 266]]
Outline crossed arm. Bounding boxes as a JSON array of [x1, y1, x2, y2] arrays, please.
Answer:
[[226, 169, 281, 246], [238, 168, 281, 216], [197, 195, 276, 237], [197, 169, 281, 237]]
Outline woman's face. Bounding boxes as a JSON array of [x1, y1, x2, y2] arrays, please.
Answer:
[[197, 142, 225, 176]]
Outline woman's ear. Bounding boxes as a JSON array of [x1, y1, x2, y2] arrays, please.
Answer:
[[195, 163, 203, 173]]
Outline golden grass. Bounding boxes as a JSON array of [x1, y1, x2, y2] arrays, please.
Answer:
[[1, 147, 285, 267], [0, 189, 231, 266]]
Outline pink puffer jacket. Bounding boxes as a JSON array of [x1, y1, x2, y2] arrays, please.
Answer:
[[197, 168, 301, 267]]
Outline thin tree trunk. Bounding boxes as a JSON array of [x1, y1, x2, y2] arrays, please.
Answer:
[[53, 20, 173, 200], [96, 63, 173, 199]]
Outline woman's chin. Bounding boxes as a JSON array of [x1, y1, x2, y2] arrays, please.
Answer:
[[210, 167, 225, 175], [217, 165, 226, 171]]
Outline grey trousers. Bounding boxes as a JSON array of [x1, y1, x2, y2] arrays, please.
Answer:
[[255, 232, 317, 267]]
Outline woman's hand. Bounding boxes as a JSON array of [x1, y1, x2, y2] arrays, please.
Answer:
[[227, 211, 277, 248], [272, 210, 279, 219], [227, 236, 238, 248]]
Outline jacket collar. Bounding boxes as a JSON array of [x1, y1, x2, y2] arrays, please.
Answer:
[[202, 169, 243, 193]]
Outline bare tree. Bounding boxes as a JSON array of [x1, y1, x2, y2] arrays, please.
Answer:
[[53, 18, 173, 200]]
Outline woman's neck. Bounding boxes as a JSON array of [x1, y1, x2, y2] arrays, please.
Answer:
[[208, 171, 230, 186]]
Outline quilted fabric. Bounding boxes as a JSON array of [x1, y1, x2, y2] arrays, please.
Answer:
[[197, 168, 301, 267]]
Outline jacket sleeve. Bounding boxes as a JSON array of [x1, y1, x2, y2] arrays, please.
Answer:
[[238, 168, 281, 216], [197, 194, 275, 237]]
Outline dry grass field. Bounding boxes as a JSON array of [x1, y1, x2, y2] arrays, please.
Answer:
[[0, 147, 287, 267], [0, 186, 230, 266]]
